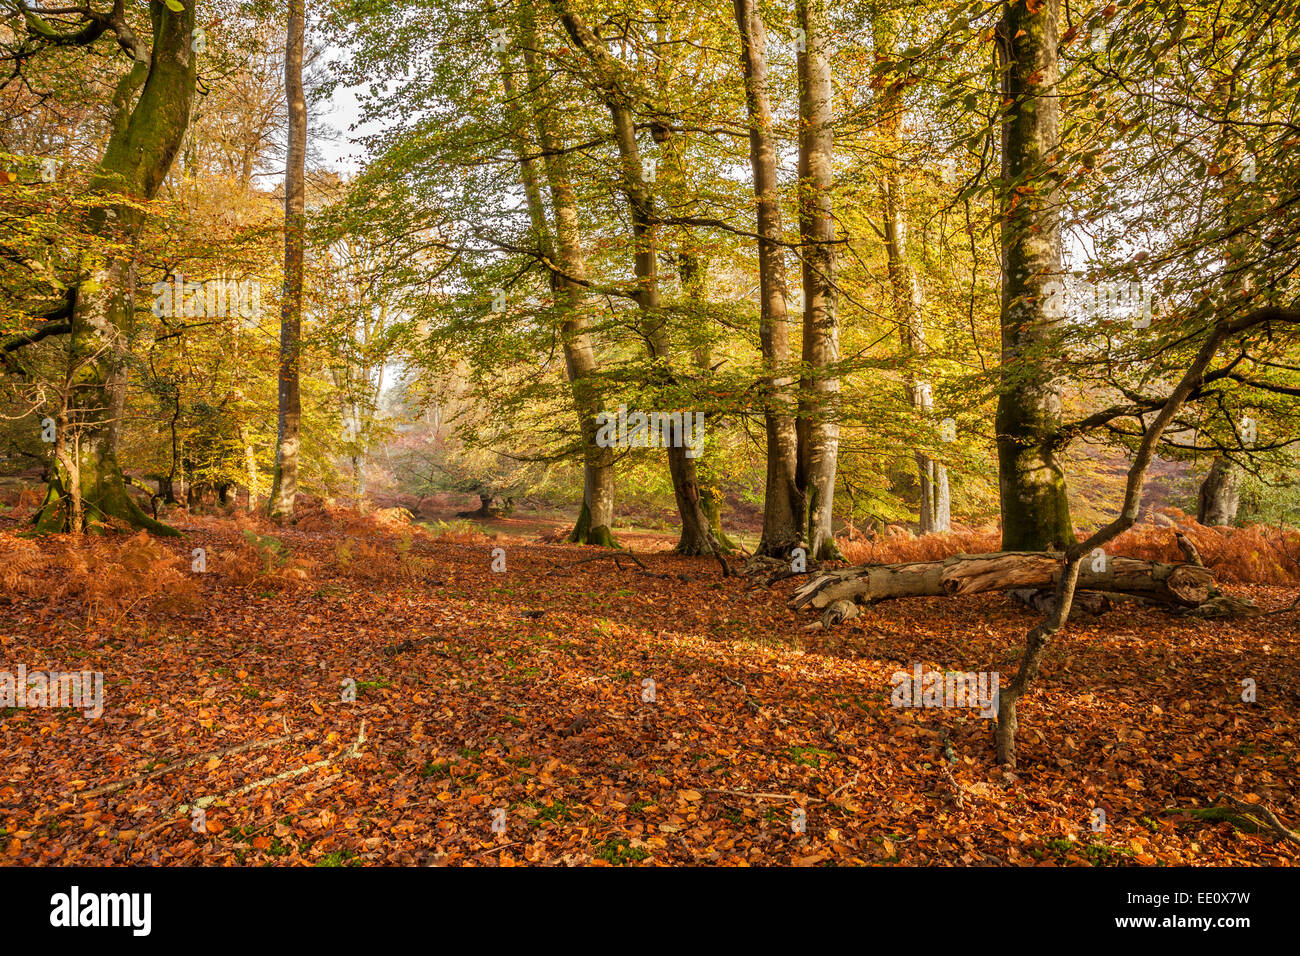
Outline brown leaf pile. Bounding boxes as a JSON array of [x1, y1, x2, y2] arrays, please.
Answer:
[[1, 511, 1296, 866]]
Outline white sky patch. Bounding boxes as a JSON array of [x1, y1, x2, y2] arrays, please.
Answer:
[[317, 75, 372, 175]]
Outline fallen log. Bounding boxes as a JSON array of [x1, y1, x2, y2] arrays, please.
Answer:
[[790, 551, 1218, 614]]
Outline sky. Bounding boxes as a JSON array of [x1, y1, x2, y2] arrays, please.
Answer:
[[317, 78, 371, 176]]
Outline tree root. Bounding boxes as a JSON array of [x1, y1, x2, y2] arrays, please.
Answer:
[[1165, 793, 1300, 846], [545, 550, 672, 578]]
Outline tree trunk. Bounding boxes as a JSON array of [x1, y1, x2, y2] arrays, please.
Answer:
[[734, 0, 804, 558], [874, 10, 950, 535], [32, 6, 196, 536], [1197, 457, 1240, 525], [165, 388, 182, 504], [551, 0, 721, 558], [516, 2, 617, 546], [351, 453, 365, 504], [699, 482, 738, 552], [796, 0, 841, 559], [240, 425, 258, 512], [994, 0, 1073, 551], [267, 0, 307, 522], [933, 463, 951, 532], [790, 551, 1215, 611], [661, 106, 735, 557]]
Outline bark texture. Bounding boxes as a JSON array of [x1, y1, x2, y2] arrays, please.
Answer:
[[790, 552, 1215, 611], [994, 0, 1073, 551], [734, 0, 804, 557], [795, 0, 841, 559], [267, 0, 307, 521], [33, 3, 197, 535], [1197, 457, 1240, 526]]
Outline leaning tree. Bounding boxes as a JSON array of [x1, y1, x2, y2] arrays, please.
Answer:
[[4, 1, 200, 534]]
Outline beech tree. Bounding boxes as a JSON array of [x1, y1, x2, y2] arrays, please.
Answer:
[[0, 2, 198, 534], [267, 0, 306, 520], [733, 0, 804, 558], [994, 0, 1074, 552], [796, 0, 841, 558], [549, 0, 725, 558]]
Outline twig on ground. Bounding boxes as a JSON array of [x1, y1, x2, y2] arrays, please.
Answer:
[[78, 731, 310, 800], [1214, 792, 1300, 846], [193, 721, 366, 810], [703, 788, 825, 803], [828, 772, 861, 801], [546, 550, 671, 578]]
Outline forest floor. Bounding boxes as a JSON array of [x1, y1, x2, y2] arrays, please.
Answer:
[[1, 504, 1298, 866]]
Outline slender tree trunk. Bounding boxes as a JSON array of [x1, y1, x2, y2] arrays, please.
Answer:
[[235, 425, 257, 512], [683, 269, 737, 554], [32, 5, 197, 536], [518, 3, 617, 546], [165, 388, 182, 504], [734, 0, 804, 558], [994, 0, 1073, 551], [551, 0, 721, 557], [660, 113, 736, 556], [1197, 457, 1239, 525], [268, 0, 306, 521], [796, 0, 841, 559], [874, 10, 950, 535], [933, 463, 951, 530]]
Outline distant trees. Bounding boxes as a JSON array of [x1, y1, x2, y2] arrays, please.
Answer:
[[4, 0, 1297, 563], [873, 4, 949, 536]]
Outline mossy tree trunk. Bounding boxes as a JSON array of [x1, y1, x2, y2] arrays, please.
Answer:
[[1197, 457, 1240, 525], [991, 302, 1291, 766], [32, 2, 197, 536], [699, 483, 737, 552], [994, 0, 1074, 552]]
